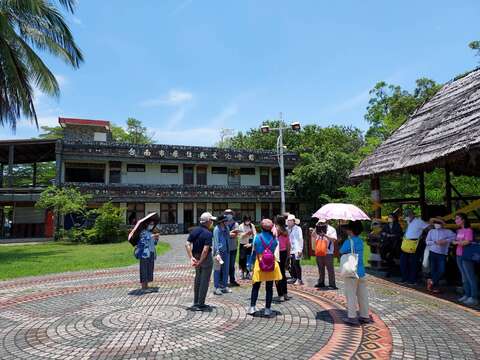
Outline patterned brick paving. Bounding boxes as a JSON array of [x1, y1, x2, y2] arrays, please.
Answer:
[[0, 235, 478, 359]]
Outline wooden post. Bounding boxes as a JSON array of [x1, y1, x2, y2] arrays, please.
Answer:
[[445, 166, 452, 214], [419, 172, 426, 220], [32, 162, 37, 187], [7, 144, 14, 188], [371, 176, 381, 219]]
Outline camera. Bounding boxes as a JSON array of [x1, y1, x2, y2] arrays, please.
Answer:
[[316, 224, 327, 235]]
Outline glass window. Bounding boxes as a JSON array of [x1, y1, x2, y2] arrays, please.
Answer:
[[240, 168, 255, 175], [183, 165, 194, 185], [127, 203, 145, 225], [160, 203, 177, 224], [260, 168, 270, 186], [197, 166, 207, 185], [272, 168, 280, 186], [212, 167, 228, 174], [241, 203, 256, 222], [212, 203, 228, 217], [127, 164, 145, 172], [109, 161, 121, 184], [161, 165, 178, 173], [228, 168, 241, 186], [65, 163, 105, 183]]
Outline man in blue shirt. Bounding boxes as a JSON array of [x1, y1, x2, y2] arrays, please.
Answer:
[[185, 212, 216, 311]]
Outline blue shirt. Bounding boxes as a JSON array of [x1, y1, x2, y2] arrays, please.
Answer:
[[138, 230, 157, 259], [188, 225, 213, 255], [340, 236, 365, 278], [253, 231, 278, 255], [213, 224, 230, 254]]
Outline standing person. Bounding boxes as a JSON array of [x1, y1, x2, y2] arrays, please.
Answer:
[[340, 221, 370, 326], [248, 219, 283, 316], [312, 219, 338, 289], [287, 214, 304, 285], [400, 209, 428, 285], [453, 213, 478, 306], [380, 213, 404, 278], [238, 216, 256, 279], [274, 215, 291, 301], [212, 215, 231, 295], [136, 220, 159, 291], [425, 218, 456, 293], [185, 212, 216, 311], [224, 209, 241, 287]]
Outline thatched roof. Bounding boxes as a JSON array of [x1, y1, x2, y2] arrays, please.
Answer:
[[351, 68, 480, 180]]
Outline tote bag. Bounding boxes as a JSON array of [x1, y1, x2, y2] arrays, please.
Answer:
[[340, 238, 358, 278]]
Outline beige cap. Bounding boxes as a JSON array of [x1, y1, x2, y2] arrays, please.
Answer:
[[199, 212, 217, 223]]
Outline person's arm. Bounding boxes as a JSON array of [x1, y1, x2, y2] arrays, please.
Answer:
[[212, 227, 220, 255], [185, 232, 197, 267], [425, 230, 434, 246], [195, 245, 210, 267], [311, 232, 317, 251], [459, 229, 474, 246], [296, 226, 304, 256]]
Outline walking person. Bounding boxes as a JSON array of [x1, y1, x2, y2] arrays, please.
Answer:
[[212, 215, 232, 295], [287, 214, 304, 285], [274, 215, 291, 301], [425, 218, 456, 293], [248, 219, 283, 316], [453, 213, 478, 306], [185, 212, 216, 311], [136, 220, 159, 291], [312, 219, 338, 289], [224, 209, 241, 287], [400, 208, 428, 285], [238, 216, 256, 279], [341, 221, 370, 326]]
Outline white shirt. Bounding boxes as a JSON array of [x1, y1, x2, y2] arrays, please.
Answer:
[[288, 225, 304, 255], [404, 218, 429, 239]]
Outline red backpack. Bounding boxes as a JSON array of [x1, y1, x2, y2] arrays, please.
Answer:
[[258, 234, 275, 272]]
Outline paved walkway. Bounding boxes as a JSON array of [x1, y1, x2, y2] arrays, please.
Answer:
[[0, 235, 478, 359]]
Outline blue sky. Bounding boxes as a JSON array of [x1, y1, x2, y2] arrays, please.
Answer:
[[1, 0, 479, 145]]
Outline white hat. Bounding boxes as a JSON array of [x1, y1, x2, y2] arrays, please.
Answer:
[[200, 212, 217, 223], [287, 214, 300, 225], [316, 218, 327, 224]]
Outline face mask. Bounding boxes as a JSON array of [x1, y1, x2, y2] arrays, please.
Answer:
[[434, 224, 442, 230], [226, 214, 233, 221], [147, 224, 154, 231]]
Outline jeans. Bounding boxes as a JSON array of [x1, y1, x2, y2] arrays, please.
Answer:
[[276, 250, 288, 296], [429, 251, 446, 287], [213, 251, 229, 289], [229, 249, 237, 283], [316, 254, 336, 287], [194, 255, 213, 306], [457, 256, 478, 299], [251, 281, 274, 308], [400, 251, 417, 283]]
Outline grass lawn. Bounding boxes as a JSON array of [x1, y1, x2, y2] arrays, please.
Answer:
[[0, 241, 170, 281], [301, 240, 371, 268]]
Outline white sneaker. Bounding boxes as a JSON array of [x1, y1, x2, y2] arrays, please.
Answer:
[[294, 280, 304, 286], [464, 297, 478, 306], [458, 295, 468, 302], [214, 288, 223, 295], [264, 308, 272, 316], [278, 296, 285, 302], [221, 287, 232, 293], [248, 306, 257, 315]]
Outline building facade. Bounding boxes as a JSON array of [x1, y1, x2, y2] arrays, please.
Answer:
[[0, 118, 302, 238]]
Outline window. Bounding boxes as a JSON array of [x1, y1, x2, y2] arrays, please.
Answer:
[[212, 167, 228, 174], [109, 161, 121, 184], [160, 203, 177, 224], [228, 168, 241, 186], [272, 168, 280, 186], [197, 166, 207, 185], [240, 168, 256, 175], [127, 164, 145, 172], [183, 165, 194, 185], [127, 203, 145, 225], [260, 168, 270, 186], [161, 165, 178, 173], [65, 163, 105, 183], [241, 203, 256, 222], [93, 132, 107, 142], [261, 203, 270, 220], [212, 203, 228, 217]]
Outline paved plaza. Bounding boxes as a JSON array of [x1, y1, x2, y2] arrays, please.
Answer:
[[0, 235, 479, 360]]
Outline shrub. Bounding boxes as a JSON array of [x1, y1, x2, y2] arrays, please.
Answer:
[[88, 203, 128, 244]]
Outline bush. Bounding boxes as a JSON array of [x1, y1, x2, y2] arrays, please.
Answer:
[[88, 203, 128, 244]]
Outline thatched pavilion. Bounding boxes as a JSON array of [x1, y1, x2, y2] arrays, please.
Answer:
[[350, 68, 480, 219]]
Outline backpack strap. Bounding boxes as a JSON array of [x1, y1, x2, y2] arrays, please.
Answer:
[[258, 234, 271, 251]]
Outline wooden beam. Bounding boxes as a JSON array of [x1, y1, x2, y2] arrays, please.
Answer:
[[371, 176, 381, 218], [419, 172, 426, 220]]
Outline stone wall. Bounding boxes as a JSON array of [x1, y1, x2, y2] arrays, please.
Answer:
[[64, 125, 112, 142]]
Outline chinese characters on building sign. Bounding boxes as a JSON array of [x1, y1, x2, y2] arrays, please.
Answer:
[[126, 147, 258, 161]]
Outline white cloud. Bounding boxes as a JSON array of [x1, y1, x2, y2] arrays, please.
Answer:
[[210, 103, 238, 127], [151, 127, 219, 146], [141, 89, 193, 107]]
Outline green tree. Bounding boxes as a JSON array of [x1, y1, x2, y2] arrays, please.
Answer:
[[89, 202, 127, 244], [0, 0, 83, 130], [469, 40, 480, 58], [123, 118, 153, 144], [36, 185, 90, 217], [38, 125, 64, 139]]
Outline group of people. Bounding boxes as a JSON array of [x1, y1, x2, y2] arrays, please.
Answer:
[[377, 209, 478, 306]]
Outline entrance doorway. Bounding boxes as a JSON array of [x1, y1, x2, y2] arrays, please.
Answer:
[[184, 203, 194, 233]]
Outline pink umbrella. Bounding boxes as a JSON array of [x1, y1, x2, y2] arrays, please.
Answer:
[[128, 212, 159, 246], [312, 203, 370, 221]]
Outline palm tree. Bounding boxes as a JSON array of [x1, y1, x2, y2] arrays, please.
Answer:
[[0, 0, 83, 131]]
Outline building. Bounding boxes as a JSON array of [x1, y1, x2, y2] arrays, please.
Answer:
[[0, 118, 301, 238]]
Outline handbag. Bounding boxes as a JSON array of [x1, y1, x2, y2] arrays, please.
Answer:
[[401, 238, 418, 254], [462, 242, 480, 263], [340, 238, 358, 278], [422, 247, 430, 270]]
